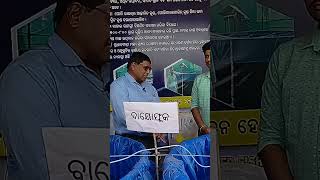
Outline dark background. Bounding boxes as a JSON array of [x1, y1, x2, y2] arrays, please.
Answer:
[[0, 0, 54, 73], [0, 1, 316, 77]]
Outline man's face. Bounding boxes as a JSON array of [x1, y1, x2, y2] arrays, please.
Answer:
[[79, 3, 110, 65], [204, 49, 211, 68], [305, 0, 320, 22], [132, 60, 152, 83]]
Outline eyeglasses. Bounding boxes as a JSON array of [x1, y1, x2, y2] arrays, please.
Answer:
[[141, 65, 152, 71]]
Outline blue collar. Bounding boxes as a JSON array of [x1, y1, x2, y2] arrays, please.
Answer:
[[48, 33, 83, 67]]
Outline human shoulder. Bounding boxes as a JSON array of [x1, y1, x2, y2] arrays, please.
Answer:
[[110, 75, 128, 89], [1, 49, 58, 91], [277, 33, 312, 54], [8, 48, 56, 73], [271, 34, 312, 79], [193, 73, 205, 83]]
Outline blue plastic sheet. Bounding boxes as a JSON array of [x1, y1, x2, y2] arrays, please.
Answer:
[[110, 135, 155, 180], [162, 135, 210, 180]]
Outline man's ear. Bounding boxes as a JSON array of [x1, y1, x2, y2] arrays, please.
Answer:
[[131, 62, 137, 71], [66, 2, 83, 28]]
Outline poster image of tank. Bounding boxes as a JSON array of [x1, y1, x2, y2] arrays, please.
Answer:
[[164, 59, 202, 96], [11, 4, 56, 59]]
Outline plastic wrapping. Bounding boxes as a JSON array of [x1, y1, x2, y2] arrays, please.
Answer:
[[110, 135, 155, 180], [162, 134, 210, 180]]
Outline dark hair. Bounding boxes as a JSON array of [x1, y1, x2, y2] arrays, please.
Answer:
[[202, 41, 211, 53], [127, 52, 151, 69], [54, 0, 107, 27]]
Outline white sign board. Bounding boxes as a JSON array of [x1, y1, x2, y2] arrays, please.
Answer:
[[42, 128, 109, 180], [124, 102, 179, 133]]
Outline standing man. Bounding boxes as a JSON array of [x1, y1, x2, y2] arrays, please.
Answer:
[[110, 52, 166, 148], [258, 0, 320, 179], [191, 42, 211, 135], [0, 0, 110, 179]]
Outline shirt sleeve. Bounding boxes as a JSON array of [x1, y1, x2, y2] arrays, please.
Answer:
[[191, 75, 199, 109], [257, 48, 286, 153], [110, 81, 128, 130], [0, 64, 61, 180], [152, 86, 160, 102]]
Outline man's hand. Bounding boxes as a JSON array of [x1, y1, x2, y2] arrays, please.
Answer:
[[259, 144, 294, 180], [200, 126, 211, 134]]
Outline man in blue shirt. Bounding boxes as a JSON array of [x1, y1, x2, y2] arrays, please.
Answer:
[[0, 0, 110, 179], [110, 52, 166, 148]]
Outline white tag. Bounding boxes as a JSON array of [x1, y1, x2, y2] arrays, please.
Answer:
[[124, 102, 179, 133]]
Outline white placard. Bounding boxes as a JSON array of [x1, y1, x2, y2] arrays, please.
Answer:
[[124, 102, 179, 133], [42, 128, 109, 180]]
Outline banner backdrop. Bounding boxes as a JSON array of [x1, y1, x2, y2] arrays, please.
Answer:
[[110, 0, 210, 98], [110, 0, 211, 150]]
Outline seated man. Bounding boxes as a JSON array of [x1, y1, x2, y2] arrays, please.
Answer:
[[110, 52, 166, 148], [0, 0, 110, 179]]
